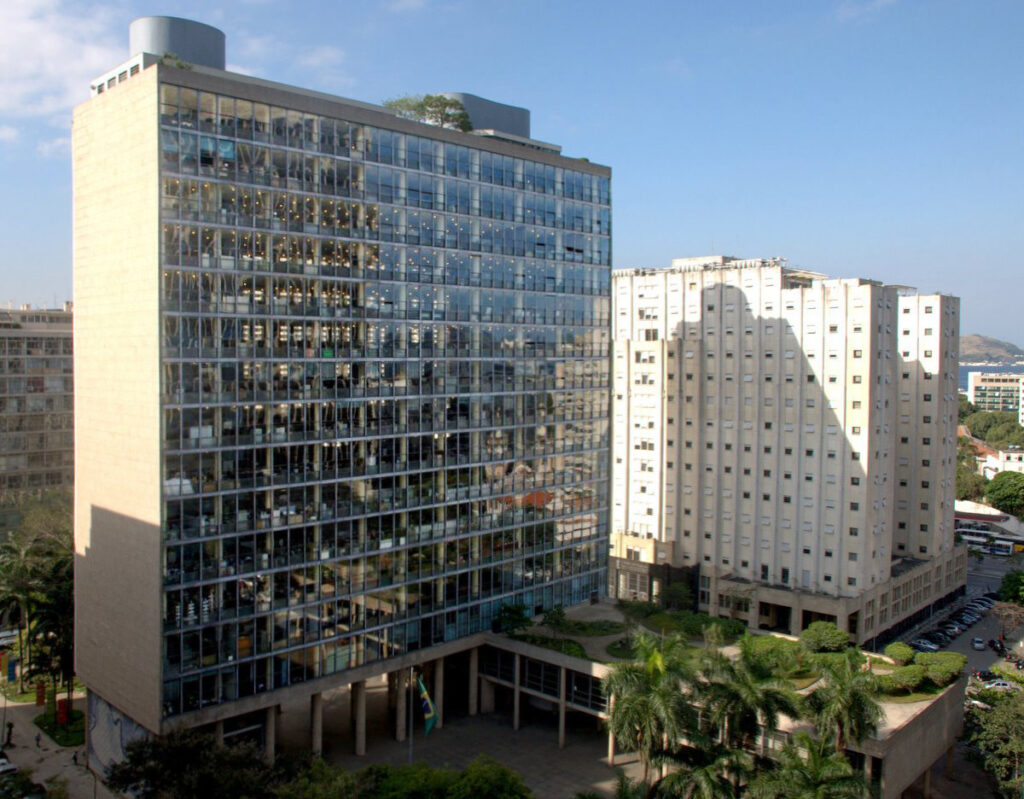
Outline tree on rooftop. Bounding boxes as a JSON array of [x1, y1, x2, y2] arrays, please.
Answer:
[[803, 649, 882, 754], [700, 634, 801, 755], [603, 630, 697, 787], [383, 94, 472, 132], [799, 621, 850, 653], [746, 731, 869, 799]]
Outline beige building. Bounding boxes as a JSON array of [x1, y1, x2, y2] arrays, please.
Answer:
[[965, 371, 1024, 424], [0, 304, 74, 503], [610, 257, 966, 645]]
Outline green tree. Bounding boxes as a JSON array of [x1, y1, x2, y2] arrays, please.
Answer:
[[700, 637, 801, 753], [653, 743, 753, 799], [0, 489, 73, 691], [603, 630, 697, 786], [799, 621, 850, 653], [803, 650, 882, 753], [987, 471, 1024, 517], [660, 581, 694, 611], [496, 603, 532, 634], [881, 664, 926, 695], [956, 462, 988, 501], [740, 635, 805, 678], [542, 605, 568, 639], [106, 729, 276, 799], [883, 642, 914, 666], [747, 731, 869, 799], [997, 570, 1024, 604], [969, 690, 1024, 798], [959, 395, 976, 422], [913, 651, 966, 686], [383, 94, 472, 131]]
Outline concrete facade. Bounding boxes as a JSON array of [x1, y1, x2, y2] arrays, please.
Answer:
[[609, 257, 965, 644]]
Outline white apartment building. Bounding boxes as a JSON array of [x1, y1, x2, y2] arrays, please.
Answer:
[[610, 256, 966, 645]]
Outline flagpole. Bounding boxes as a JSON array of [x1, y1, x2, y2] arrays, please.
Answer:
[[408, 667, 414, 765]]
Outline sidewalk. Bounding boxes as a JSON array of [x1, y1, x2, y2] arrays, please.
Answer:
[[0, 696, 118, 799]]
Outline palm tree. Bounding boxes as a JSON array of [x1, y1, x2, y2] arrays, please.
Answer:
[[803, 649, 882, 754], [699, 636, 801, 754], [0, 526, 45, 690], [653, 742, 753, 799], [747, 731, 870, 799], [604, 630, 698, 786]]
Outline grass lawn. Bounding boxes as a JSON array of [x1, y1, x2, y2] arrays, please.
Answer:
[[789, 673, 820, 690], [562, 619, 626, 637], [605, 637, 634, 659], [34, 709, 84, 747], [513, 633, 588, 659]]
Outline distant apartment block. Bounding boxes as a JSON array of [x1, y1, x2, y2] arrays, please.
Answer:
[[610, 256, 966, 646], [965, 371, 1024, 424], [0, 304, 74, 497]]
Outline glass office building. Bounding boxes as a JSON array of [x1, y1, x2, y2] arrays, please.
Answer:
[[74, 19, 610, 736]]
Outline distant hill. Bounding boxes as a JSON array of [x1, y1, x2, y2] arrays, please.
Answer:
[[960, 334, 1024, 364]]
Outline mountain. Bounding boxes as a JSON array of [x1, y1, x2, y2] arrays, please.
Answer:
[[960, 334, 1024, 364]]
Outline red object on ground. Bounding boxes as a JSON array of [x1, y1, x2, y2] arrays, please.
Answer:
[[56, 698, 68, 724], [35, 682, 45, 706]]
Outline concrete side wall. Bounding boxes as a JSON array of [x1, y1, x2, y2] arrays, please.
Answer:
[[874, 678, 965, 799], [73, 67, 164, 733]]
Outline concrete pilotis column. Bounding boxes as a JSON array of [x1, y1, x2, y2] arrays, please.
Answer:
[[468, 648, 479, 716], [310, 692, 323, 756], [352, 680, 366, 756], [214, 719, 224, 746], [480, 677, 495, 714], [395, 669, 407, 742], [513, 653, 521, 731], [558, 666, 567, 749], [264, 705, 277, 764], [435, 657, 444, 730], [606, 698, 615, 765]]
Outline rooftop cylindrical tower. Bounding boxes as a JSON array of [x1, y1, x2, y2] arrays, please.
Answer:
[[129, 16, 225, 70]]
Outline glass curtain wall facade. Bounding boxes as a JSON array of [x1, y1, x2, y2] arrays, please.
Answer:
[[157, 84, 611, 718]]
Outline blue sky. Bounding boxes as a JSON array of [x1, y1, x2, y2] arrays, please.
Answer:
[[1, 0, 1022, 342]]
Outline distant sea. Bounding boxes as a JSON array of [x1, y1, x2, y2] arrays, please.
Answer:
[[959, 363, 1024, 392]]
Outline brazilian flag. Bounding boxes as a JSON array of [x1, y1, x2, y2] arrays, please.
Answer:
[[416, 674, 437, 736]]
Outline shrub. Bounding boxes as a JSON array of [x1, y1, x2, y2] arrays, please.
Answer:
[[885, 664, 927, 694], [618, 600, 660, 619], [799, 621, 850, 653], [884, 642, 915, 666], [742, 635, 805, 676], [913, 651, 966, 686]]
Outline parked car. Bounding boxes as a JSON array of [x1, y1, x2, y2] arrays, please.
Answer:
[[966, 603, 989, 614], [942, 625, 962, 638], [0, 753, 18, 776], [984, 680, 1017, 691], [922, 632, 948, 645], [973, 669, 997, 682], [972, 637, 986, 650], [910, 639, 939, 652], [989, 639, 1006, 654], [974, 597, 995, 607], [946, 619, 968, 633]]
